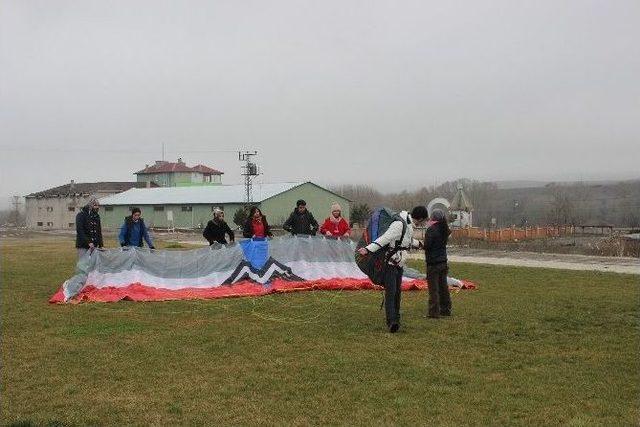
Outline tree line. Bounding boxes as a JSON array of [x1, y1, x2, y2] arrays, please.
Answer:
[[330, 179, 640, 228]]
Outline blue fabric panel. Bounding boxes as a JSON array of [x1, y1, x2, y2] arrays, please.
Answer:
[[239, 238, 270, 270], [370, 208, 382, 241]]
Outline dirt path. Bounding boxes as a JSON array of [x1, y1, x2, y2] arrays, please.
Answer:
[[410, 248, 639, 275]]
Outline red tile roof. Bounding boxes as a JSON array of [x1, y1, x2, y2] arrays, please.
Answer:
[[26, 182, 158, 198], [190, 164, 223, 174], [135, 161, 223, 175]]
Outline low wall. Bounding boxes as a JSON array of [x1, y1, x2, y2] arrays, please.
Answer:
[[452, 226, 574, 242]]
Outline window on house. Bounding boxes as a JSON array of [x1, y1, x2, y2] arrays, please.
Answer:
[[105, 206, 113, 212], [46, 222, 53, 227], [69, 223, 74, 228], [68, 206, 75, 212], [154, 206, 165, 212], [46, 207, 53, 212], [181, 206, 192, 212], [37, 222, 43, 226]]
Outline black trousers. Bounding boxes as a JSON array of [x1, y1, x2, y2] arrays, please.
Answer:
[[383, 265, 403, 326], [426, 262, 451, 317]]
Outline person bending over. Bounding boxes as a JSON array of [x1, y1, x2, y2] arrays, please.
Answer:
[[357, 206, 428, 333], [203, 207, 235, 245]]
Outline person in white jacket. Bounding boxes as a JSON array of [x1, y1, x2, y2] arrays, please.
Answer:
[[357, 206, 429, 333]]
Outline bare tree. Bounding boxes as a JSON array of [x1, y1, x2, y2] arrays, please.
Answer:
[[547, 184, 578, 225]]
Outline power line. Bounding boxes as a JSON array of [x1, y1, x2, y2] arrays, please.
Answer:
[[0, 146, 239, 154]]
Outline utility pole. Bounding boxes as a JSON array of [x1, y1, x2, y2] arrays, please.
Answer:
[[11, 195, 23, 226], [238, 151, 259, 204]]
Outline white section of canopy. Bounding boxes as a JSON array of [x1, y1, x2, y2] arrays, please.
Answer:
[[85, 269, 237, 290]]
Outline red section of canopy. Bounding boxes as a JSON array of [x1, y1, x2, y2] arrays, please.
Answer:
[[49, 278, 476, 304]]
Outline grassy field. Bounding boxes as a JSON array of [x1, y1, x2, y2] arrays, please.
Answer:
[[1, 237, 639, 425]]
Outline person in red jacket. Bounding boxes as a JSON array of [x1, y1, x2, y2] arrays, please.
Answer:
[[242, 206, 273, 238], [320, 203, 351, 237]]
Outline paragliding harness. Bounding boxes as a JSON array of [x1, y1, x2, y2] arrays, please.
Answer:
[[355, 207, 408, 288]]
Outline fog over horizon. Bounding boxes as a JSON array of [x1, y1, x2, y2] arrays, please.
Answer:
[[1, 1, 639, 209]]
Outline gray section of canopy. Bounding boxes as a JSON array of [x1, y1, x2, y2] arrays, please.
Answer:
[[62, 244, 245, 300], [269, 235, 423, 278], [269, 235, 357, 262]]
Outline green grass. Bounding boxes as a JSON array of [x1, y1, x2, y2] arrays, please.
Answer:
[[1, 238, 639, 425]]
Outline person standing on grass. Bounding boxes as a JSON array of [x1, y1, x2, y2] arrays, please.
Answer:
[[75, 197, 103, 258], [320, 202, 351, 237], [357, 206, 428, 333], [203, 207, 235, 245], [119, 207, 155, 249], [424, 209, 452, 318], [283, 199, 319, 236], [242, 206, 273, 238]]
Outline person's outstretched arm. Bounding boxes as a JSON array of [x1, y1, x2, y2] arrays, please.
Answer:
[[76, 212, 89, 247], [282, 212, 294, 232], [118, 222, 127, 246], [225, 223, 235, 242], [143, 223, 154, 248], [364, 221, 403, 253], [97, 218, 104, 248], [202, 221, 214, 244], [242, 220, 253, 238], [309, 213, 319, 232]]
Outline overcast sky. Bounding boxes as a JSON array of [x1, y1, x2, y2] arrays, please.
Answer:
[[1, 0, 638, 208]]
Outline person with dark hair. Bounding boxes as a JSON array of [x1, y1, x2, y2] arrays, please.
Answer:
[[424, 209, 452, 318], [203, 207, 235, 245], [242, 206, 273, 238], [283, 199, 319, 236], [411, 205, 429, 221], [76, 197, 103, 258], [357, 206, 428, 333], [119, 207, 154, 248]]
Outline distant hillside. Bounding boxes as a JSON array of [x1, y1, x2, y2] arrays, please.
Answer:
[[332, 179, 640, 228], [494, 180, 550, 189], [485, 180, 640, 227], [494, 178, 640, 190]]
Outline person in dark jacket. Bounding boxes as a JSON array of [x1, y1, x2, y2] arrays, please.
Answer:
[[203, 207, 235, 245], [119, 207, 155, 248], [282, 199, 319, 236], [242, 206, 273, 238], [424, 209, 452, 318], [75, 197, 104, 258]]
